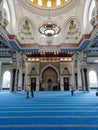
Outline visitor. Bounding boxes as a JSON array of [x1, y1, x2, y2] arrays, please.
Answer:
[[70, 86, 74, 96], [96, 88, 98, 96], [31, 87, 34, 97]]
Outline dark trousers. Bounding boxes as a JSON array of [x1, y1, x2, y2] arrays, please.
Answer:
[[71, 90, 74, 96], [31, 90, 34, 97]]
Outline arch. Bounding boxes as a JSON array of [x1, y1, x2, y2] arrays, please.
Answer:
[[89, 70, 97, 88], [40, 64, 59, 82], [3, 0, 16, 34], [63, 67, 70, 75], [89, 1, 95, 22], [17, 17, 36, 43], [40, 64, 59, 91], [18, 0, 79, 17], [18, 17, 36, 31], [30, 67, 37, 75], [2, 71, 11, 91], [83, 0, 95, 33], [64, 17, 82, 43]]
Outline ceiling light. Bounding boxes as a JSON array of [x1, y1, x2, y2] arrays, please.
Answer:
[[39, 18, 60, 37], [39, 7, 61, 37]]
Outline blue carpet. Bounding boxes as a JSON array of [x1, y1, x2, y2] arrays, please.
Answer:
[[0, 90, 98, 130]]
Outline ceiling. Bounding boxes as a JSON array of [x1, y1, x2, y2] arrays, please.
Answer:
[[0, 0, 97, 60], [18, 0, 79, 16], [28, 0, 71, 9]]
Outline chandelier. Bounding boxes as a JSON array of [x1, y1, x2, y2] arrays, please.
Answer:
[[39, 18, 61, 37], [39, 5, 61, 37]]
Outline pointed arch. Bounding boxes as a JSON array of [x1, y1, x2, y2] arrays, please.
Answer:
[[3, 0, 16, 33], [40, 64, 59, 82]]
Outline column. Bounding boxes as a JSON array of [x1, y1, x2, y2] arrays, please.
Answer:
[[0, 62, 2, 91], [17, 60, 22, 91], [75, 73, 78, 89], [77, 60, 82, 90], [96, 63, 98, 88], [22, 73, 25, 90], [25, 61, 30, 91], [23, 63, 26, 91], [95, 0, 98, 25], [11, 69, 16, 92], [82, 68, 89, 92], [14, 69, 18, 92], [71, 61, 75, 88], [0, 0, 4, 24]]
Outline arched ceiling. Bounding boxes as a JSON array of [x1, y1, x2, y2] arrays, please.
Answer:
[[28, 0, 71, 9], [0, 0, 98, 59], [18, 0, 79, 16]]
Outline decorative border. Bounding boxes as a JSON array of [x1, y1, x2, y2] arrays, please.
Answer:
[[18, 0, 79, 17]]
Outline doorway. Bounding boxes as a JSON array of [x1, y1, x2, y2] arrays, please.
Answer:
[[64, 77, 69, 90], [31, 78, 36, 91], [47, 78, 52, 90], [42, 66, 58, 91]]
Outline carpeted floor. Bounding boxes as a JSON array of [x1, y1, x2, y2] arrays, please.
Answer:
[[0, 90, 98, 130]]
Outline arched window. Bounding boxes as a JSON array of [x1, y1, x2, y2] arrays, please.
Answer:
[[2, 71, 11, 91], [89, 70, 97, 88]]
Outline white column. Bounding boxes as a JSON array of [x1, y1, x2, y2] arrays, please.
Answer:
[[95, 0, 98, 25], [0, 0, 4, 24], [82, 69, 86, 92], [0, 62, 2, 91], [25, 62, 30, 91], [17, 59, 22, 91], [0, 0, 4, 10], [77, 60, 82, 90], [71, 61, 75, 88]]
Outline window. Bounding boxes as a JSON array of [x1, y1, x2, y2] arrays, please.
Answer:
[[57, 0, 61, 6], [47, 0, 51, 7], [89, 70, 97, 88], [2, 71, 11, 91], [38, 0, 42, 6]]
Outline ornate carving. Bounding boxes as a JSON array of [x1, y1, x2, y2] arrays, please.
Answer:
[[66, 20, 81, 40], [1, 8, 8, 27], [90, 7, 96, 27], [62, 67, 70, 75], [31, 67, 37, 75], [18, 20, 34, 44]]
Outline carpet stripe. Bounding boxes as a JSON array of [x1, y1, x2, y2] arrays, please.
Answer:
[[0, 115, 98, 118], [0, 124, 98, 128]]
